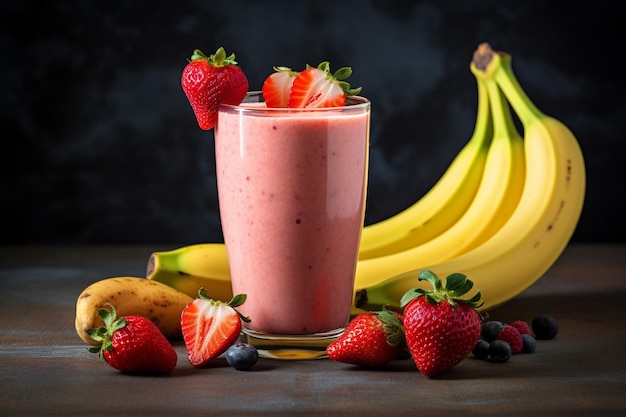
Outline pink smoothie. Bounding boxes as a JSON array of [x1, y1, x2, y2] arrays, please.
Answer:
[[215, 98, 370, 335]]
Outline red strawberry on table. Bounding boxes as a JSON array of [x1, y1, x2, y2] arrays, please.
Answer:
[[181, 47, 249, 130], [181, 288, 250, 367], [401, 270, 483, 377], [326, 309, 404, 367], [87, 303, 177, 374]]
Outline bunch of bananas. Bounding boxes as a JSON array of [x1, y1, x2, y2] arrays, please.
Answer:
[[146, 43, 586, 315]]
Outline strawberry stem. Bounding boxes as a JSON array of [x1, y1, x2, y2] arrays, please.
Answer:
[[376, 308, 405, 347], [272, 65, 298, 75], [197, 287, 251, 323], [86, 303, 126, 358], [400, 270, 483, 309], [189, 46, 238, 67], [312, 61, 362, 96]]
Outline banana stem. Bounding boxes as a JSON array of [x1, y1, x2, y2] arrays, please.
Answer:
[[492, 56, 545, 127], [469, 77, 493, 150], [484, 78, 521, 141], [146, 251, 179, 278], [471, 42, 544, 127]]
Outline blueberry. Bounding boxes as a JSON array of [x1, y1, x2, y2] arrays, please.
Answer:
[[472, 339, 490, 359], [482, 320, 505, 342], [521, 334, 537, 353], [488, 340, 512, 363], [225, 343, 259, 370], [532, 314, 559, 340]]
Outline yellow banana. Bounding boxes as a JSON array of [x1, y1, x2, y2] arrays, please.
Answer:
[[468, 78, 526, 247], [75, 277, 193, 345], [358, 78, 492, 260], [354, 43, 585, 313], [356, 76, 526, 267], [146, 243, 232, 301]]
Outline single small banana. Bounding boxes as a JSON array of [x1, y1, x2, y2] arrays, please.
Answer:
[[354, 43, 585, 312], [75, 276, 193, 345], [358, 77, 493, 260], [147, 243, 232, 301]]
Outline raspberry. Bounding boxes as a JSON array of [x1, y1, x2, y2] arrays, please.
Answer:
[[496, 325, 523, 354], [510, 320, 530, 335]]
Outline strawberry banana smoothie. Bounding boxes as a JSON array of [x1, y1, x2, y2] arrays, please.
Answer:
[[215, 95, 370, 348]]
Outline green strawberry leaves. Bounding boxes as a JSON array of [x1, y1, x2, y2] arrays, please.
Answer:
[[400, 270, 484, 309], [86, 303, 127, 356], [189, 47, 238, 67], [308, 61, 362, 96], [197, 287, 251, 323], [377, 308, 405, 347]]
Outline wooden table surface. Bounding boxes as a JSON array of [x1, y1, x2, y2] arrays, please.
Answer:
[[1, 243, 625, 416]]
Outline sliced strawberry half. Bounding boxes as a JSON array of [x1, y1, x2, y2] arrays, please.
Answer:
[[288, 61, 362, 108], [180, 288, 250, 367], [262, 66, 298, 108]]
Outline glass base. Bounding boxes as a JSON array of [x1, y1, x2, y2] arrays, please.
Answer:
[[239, 327, 345, 360]]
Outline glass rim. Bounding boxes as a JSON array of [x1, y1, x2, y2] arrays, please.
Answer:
[[218, 91, 370, 115]]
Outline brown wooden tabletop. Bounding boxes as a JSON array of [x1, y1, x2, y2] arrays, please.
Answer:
[[1, 243, 625, 416]]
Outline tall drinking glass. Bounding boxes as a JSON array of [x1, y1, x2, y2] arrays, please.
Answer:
[[214, 92, 370, 359]]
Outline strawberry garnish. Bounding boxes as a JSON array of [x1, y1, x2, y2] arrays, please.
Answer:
[[326, 309, 404, 367], [181, 47, 249, 130], [180, 288, 250, 367], [261, 66, 298, 108], [400, 270, 483, 377], [87, 303, 177, 374], [287, 61, 361, 108]]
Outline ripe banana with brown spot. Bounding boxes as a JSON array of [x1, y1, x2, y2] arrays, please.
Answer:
[[75, 276, 193, 345]]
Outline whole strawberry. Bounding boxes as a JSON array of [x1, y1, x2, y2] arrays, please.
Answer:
[[326, 309, 404, 367], [181, 47, 249, 130], [401, 270, 483, 377], [87, 303, 177, 374], [181, 288, 250, 367]]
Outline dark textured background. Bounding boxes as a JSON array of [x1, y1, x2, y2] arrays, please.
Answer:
[[1, 0, 623, 244]]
